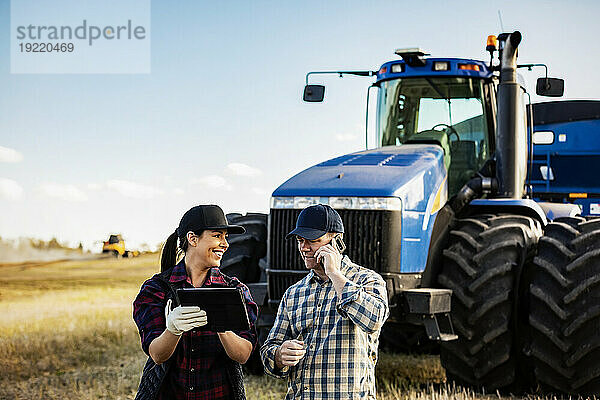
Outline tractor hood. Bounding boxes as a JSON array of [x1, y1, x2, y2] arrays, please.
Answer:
[[272, 144, 446, 212]]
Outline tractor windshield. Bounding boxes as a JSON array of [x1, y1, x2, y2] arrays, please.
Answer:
[[376, 77, 491, 194], [108, 235, 121, 244]]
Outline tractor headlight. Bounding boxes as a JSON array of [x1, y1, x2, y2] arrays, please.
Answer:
[[390, 63, 405, 73], [270, 196, 321, 209], [293, 196, 321, 209], [270, 197, 294, 208], [433, 61, 450, 71], [271, 196, 401, 211], [330, 197, 401, 210]]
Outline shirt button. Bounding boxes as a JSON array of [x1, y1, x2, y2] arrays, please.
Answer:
[[191, 348, 195, 352], [190, 368, 194, 372], [310, 345, 315, 350], [189, 386, 194, 391]]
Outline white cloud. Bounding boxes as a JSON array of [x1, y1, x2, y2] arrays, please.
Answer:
[[0, 146, 24, 163], [335, 133, 358, 142], [0, 178, 24, 200], [40, 182, 87, 202], [87, 183, 103, 191], [173, 188, 185, 196], [106, 179, 164, 199], [190, 175, 233, 191], [226, 163, 262, 177]]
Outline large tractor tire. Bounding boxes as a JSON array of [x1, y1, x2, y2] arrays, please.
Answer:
[[527, 216, 600, 395], [437, 214, 542, 390], [220, 213, 267, 284]]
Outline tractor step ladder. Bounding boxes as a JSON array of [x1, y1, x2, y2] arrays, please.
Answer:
[[402, 288, 458, 341]]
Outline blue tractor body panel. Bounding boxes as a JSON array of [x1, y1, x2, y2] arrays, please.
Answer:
[[530, 101, 600, 216], [272, 144, 447, 273], [376, 58, 492, 83], [536, 202, 582, 220]]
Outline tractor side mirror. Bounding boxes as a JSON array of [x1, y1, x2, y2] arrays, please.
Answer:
[[536, 77, 564, 97], [303, 85, 325, 102]]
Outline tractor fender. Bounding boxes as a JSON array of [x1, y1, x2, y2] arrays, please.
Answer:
[[467, 198, 547, 225], [535, 201, 581, 220]]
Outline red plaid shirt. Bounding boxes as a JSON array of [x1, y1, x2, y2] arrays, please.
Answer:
[[133, 260, 258, 400]]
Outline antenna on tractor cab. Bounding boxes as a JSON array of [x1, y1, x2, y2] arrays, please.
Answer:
[[497, 10, 505, 32]]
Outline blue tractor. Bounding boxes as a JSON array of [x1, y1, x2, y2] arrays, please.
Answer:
[[220, 32, 600, 395]]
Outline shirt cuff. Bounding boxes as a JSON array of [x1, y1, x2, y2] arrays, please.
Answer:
[[141, 328, 163, 356], [262, 345, 290, 378], [336, 280, 361, 317], [236, 329, 258, 351]]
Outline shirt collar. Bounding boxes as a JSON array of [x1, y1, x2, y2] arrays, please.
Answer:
[[204, 266, 227, 286], [307, 270, 319, 283], [168, 258, 227, 287], [169, 259, 188, 283]]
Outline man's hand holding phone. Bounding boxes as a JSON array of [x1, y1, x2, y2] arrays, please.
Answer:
[[314, 235, 344, 279]]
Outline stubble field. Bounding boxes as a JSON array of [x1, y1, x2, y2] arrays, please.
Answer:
[[0, 254, 584, 399]]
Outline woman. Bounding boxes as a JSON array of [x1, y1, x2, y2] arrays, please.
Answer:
[[133, 205, 258, 400]]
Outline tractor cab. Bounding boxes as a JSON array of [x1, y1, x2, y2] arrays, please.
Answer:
[[305, 50, 502, 196], [374, 51, 500, 195], [377, 78, 494, 194]]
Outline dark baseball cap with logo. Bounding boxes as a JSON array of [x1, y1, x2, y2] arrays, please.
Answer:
[[177, 205, 245, 236], [286, 204, 344, 240]]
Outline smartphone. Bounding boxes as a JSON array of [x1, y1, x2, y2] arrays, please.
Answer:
[[331, 235, 346, 254], [316, 235, 346, 267]]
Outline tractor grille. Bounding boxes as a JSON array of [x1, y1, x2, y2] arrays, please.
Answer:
[[269, 208, 304, 271], [268, 272, 308, 303], [268, 208, 401, 302]]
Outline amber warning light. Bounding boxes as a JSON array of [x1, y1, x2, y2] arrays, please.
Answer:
[[458, 64, 481, 71], [486, 35, 497, 52]]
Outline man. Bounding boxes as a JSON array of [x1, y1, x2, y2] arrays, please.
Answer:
[[260, 204, 389, 399]]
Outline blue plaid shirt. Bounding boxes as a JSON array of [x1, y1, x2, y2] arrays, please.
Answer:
[[260, 256, 389, 400]]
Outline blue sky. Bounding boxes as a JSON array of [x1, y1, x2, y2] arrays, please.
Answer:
[[1, 0, 599, 251]]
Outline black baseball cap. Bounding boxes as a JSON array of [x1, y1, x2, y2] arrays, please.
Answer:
[[177, 205, 245, 236], [286, 204, 344, 240]]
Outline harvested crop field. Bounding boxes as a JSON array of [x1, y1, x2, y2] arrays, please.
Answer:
[[0, 254, 587, 399]]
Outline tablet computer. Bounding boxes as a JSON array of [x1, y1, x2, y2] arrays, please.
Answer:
[[176, 287, 250, 332]]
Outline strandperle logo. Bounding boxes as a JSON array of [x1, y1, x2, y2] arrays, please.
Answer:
[[11, 0, 151, 74], [15, 20, 147, 46]]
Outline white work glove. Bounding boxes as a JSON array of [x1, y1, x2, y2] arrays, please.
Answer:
[[164, 299, 208, 336]]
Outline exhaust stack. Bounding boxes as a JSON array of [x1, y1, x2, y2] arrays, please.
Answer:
[[495, 31, 527, 199]]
